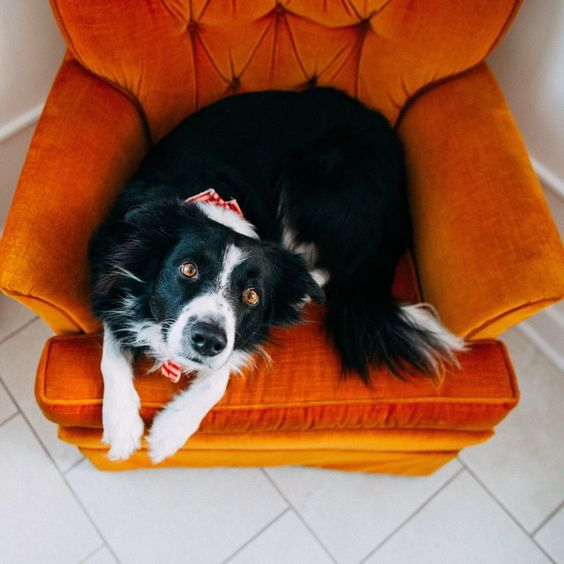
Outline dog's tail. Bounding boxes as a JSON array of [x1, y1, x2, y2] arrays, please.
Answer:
[[324, 272, 466, 383]]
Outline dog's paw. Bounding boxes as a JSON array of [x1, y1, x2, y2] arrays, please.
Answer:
[[102, 400, 144, 461], [147, 409, 194, 464]]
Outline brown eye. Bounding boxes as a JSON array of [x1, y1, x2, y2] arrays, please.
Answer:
[[181, 262, 198, 278], [242, 288, 260, 306]]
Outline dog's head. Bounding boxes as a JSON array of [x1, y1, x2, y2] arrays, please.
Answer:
[[96, 198, 323, 371]]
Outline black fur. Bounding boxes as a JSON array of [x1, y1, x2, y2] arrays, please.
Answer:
[[90, 87, 460, 379]]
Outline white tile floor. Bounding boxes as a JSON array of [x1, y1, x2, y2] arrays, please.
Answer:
[[0, 291, 563, 564]]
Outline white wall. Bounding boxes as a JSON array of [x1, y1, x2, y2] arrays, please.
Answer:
[[0, 0, 65, 228], [488, 0, 564, 369]]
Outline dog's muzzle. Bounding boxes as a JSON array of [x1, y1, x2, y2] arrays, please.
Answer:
[[187, 321, 227, 357]]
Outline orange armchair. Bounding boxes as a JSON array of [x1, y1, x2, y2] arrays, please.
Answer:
[[1, 0, 563, 474]]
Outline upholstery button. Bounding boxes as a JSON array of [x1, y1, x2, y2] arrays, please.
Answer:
[[187, 20, 198, 33], [230, 76, 240, 89], [274, 3, 285, 16], [307, 76, 317, 88], [358, 17, 371, 32]]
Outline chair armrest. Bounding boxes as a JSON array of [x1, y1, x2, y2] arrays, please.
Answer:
[[0, 59, 148, 334], [397, 63, 564, 339]]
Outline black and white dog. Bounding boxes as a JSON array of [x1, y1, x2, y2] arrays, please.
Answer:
[[89, 87, 464, 463]]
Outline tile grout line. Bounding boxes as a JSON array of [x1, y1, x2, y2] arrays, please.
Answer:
[[77, 543, 109, 564], [261, 469, 339, 564], [460, 461, 557, 564], [0, 377, 19, 427], [500, 331, 540, 374], [61, 466, 122, 564], [221, 507, 291, 563], [0, 410, 20, 428], [359, 466, 466, 563], [516, 323, 564, 378], [0, 316, 39, 346], [65, 455, 88, 475], [531, 498, 564, 538], [0, 378, 123, 564]]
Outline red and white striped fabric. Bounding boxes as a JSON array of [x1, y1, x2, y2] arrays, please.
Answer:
[[161, 188, 244, 382], [185, 187, 243, 218], [161, 360, 182, 383]]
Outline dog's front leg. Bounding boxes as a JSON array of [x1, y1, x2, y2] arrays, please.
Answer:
[[148, 366, 230, 464], [101, 325, 145, 461]]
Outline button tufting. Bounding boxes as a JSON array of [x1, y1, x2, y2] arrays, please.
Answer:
[[307, 76, 317, 88], [230, 76, 240, 89], [187, 20, 198, 33], [273, 3, 285, 16], [358, 17, 372, 32]]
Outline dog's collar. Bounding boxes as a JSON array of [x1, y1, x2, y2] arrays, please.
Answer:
[[162, 360, 183, 383], [161, 188, 242, 382], [185, 187, 243, 218]]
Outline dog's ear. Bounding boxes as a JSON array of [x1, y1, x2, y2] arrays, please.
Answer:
[[93, 199, 199, 296], [262, 243, 324, 326]]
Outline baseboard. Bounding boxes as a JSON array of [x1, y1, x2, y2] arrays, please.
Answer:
[[531, 155, 564, 237], [531, 156, 564, 200], [0, 103, 43, 145], [518, 309, 564, 372]]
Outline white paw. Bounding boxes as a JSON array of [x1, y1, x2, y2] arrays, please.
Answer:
[[102, 396, 144, 461], [148, 409, 195, 464]]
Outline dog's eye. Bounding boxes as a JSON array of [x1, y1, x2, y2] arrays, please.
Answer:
[[180, 262, 198, 278], [242, 288, 260, 306]]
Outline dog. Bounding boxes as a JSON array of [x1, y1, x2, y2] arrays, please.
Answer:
[[89, 87, 464, 463]]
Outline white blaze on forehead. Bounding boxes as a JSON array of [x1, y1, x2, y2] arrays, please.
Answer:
[[195, 202, 259, 240], [219, 244, 246, 291]]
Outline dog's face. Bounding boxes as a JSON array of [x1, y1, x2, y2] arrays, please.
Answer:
[[110, 201, 323, 372]]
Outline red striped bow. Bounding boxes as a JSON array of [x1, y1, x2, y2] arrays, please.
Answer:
[[185, 187, 243, 218]]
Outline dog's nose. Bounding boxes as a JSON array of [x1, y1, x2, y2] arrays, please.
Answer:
[[190, 322, 227, 357]]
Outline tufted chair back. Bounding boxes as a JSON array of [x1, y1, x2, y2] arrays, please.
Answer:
[[51, 0, 520, 142]]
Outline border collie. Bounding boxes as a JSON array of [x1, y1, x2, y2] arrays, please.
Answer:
[[89, 87, 464, 463]]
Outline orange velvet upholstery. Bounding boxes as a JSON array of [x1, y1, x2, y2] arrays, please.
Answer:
[[1, 0, 563, 474], [38, 332, 517, 434], [38, 308, 518, 473], [0, 60, 148, 334], [398, 64, 564, 338]]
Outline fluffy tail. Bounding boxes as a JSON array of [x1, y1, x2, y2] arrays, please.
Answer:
[[325, 284, 466, 383]]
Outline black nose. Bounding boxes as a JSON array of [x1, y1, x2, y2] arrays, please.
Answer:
[[190, 322, 227, 357]]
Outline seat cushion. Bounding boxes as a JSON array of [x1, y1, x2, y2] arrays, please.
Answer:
[[36, 251, 518, 437], [36, 329, 518, 432]]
